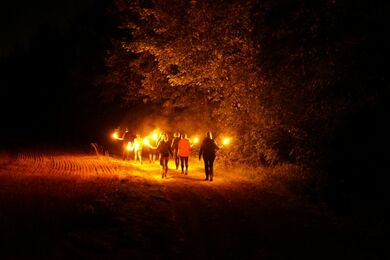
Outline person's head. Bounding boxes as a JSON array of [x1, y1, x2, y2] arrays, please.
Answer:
[[206, 131, 212, 139], [182, 133, 188, 139], [173, 132, 178, 138]]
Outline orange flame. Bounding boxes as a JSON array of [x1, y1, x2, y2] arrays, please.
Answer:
[[112, 132, 119, 140], [193, 136, 199, 144]]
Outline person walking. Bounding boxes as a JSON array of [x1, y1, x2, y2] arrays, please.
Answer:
[[133, 134, 143, 164], [121, 128, 131, 160], [178, 134, 191, 175], [112, 126, 124, 157], [147, 138, 158, 163], [171, 132, 181, 170], [199, 132, 220, 181], [157, 133, 173, 178]]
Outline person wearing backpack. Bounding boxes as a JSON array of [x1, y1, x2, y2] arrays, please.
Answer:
[[171, 132, 181, 170], [158, 133, 173, 178], [199, 132, 220, 181]]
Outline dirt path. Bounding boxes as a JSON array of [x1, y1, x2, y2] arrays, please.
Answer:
[[0, 151, 384, 259]]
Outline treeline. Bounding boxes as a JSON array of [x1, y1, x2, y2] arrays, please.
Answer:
[[101, 0, 389, 206]]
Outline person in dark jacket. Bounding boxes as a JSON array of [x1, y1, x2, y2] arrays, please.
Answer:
[[158, 133, 173, 178], [120, 128, 131, 160], [171, 132, 181, 170], [199, 132, 220, 181]]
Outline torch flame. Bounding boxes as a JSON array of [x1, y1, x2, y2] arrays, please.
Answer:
[[143, 137, 150, 145], [112, 132, 119, 140], [152, 133, 158, 141], [193, 136, 199, 144], [223, 137, 231, 145]]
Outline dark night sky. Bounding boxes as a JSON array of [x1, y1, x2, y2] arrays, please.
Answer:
[[0, 0, 95, 57], [0, 0, 119, 148]]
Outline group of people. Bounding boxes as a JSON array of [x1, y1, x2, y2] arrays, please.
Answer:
[[113, 128, 146, 163], [113, 127, 221, 181]]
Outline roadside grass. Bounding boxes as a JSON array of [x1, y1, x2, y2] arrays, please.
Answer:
[[216, 161, 315, 199]]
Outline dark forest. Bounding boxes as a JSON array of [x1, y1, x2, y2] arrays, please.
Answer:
[[0, 0, 389, 258]]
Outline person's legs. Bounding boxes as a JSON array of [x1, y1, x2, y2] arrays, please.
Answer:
[[209, 156, 215, 181], [184, 157, 188, 174], [160, 156, 164, 178], [174, 150, 179, 169], [164, 157, 169, 177], [122, 143, 128, 160], [180, 156, 184, 173], [204, 159, 209, 180]]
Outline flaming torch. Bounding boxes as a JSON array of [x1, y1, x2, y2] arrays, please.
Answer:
[[193, 136, 199, 144], [143, 137, 150, 146], [112, 132, 119, 140], [223, 137, 231, 146]]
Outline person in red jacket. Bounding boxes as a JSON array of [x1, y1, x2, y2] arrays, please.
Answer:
[[178, 133, 191, 175]]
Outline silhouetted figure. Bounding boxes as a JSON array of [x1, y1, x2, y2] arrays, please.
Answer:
[[112, 126, 123, 156], [147, 138, 158, 163], [121, 128, 131, 160], [158, 133, 173, 178], [133, 134, 143, 164], [178, 133, 191, 175], [171, 132, 181, 170], [199, 132, 220, 181]]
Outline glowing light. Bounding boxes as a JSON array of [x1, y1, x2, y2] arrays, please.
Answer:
[[112, 132, 119, 140], [143, 137, 150, 145], [126, 142, 133, 151], [151, 129, 160, 141], [223, 138, 231, 145], [193, 136, 199, 144], [133, 140, 140, 151]]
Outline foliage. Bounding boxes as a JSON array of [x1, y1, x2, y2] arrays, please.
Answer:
[[102, 0, 270, 165], [101, 0, 388, 174]]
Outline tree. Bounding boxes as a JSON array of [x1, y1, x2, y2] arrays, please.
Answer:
[[101, 0, 389, 174], [103, 0, 277, 164]]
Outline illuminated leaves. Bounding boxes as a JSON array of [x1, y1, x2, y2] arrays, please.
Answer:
[[101, 0, 374, 166]]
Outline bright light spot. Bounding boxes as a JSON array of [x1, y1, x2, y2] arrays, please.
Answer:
[[193, 136, 199, 144], [143, 137, 149, 145], [133, 140, 140, 150], [152, 133, 158, 141], [223, 138, 231, 145], [112, 132, 119, 140], [126, 142, 133, 151]]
